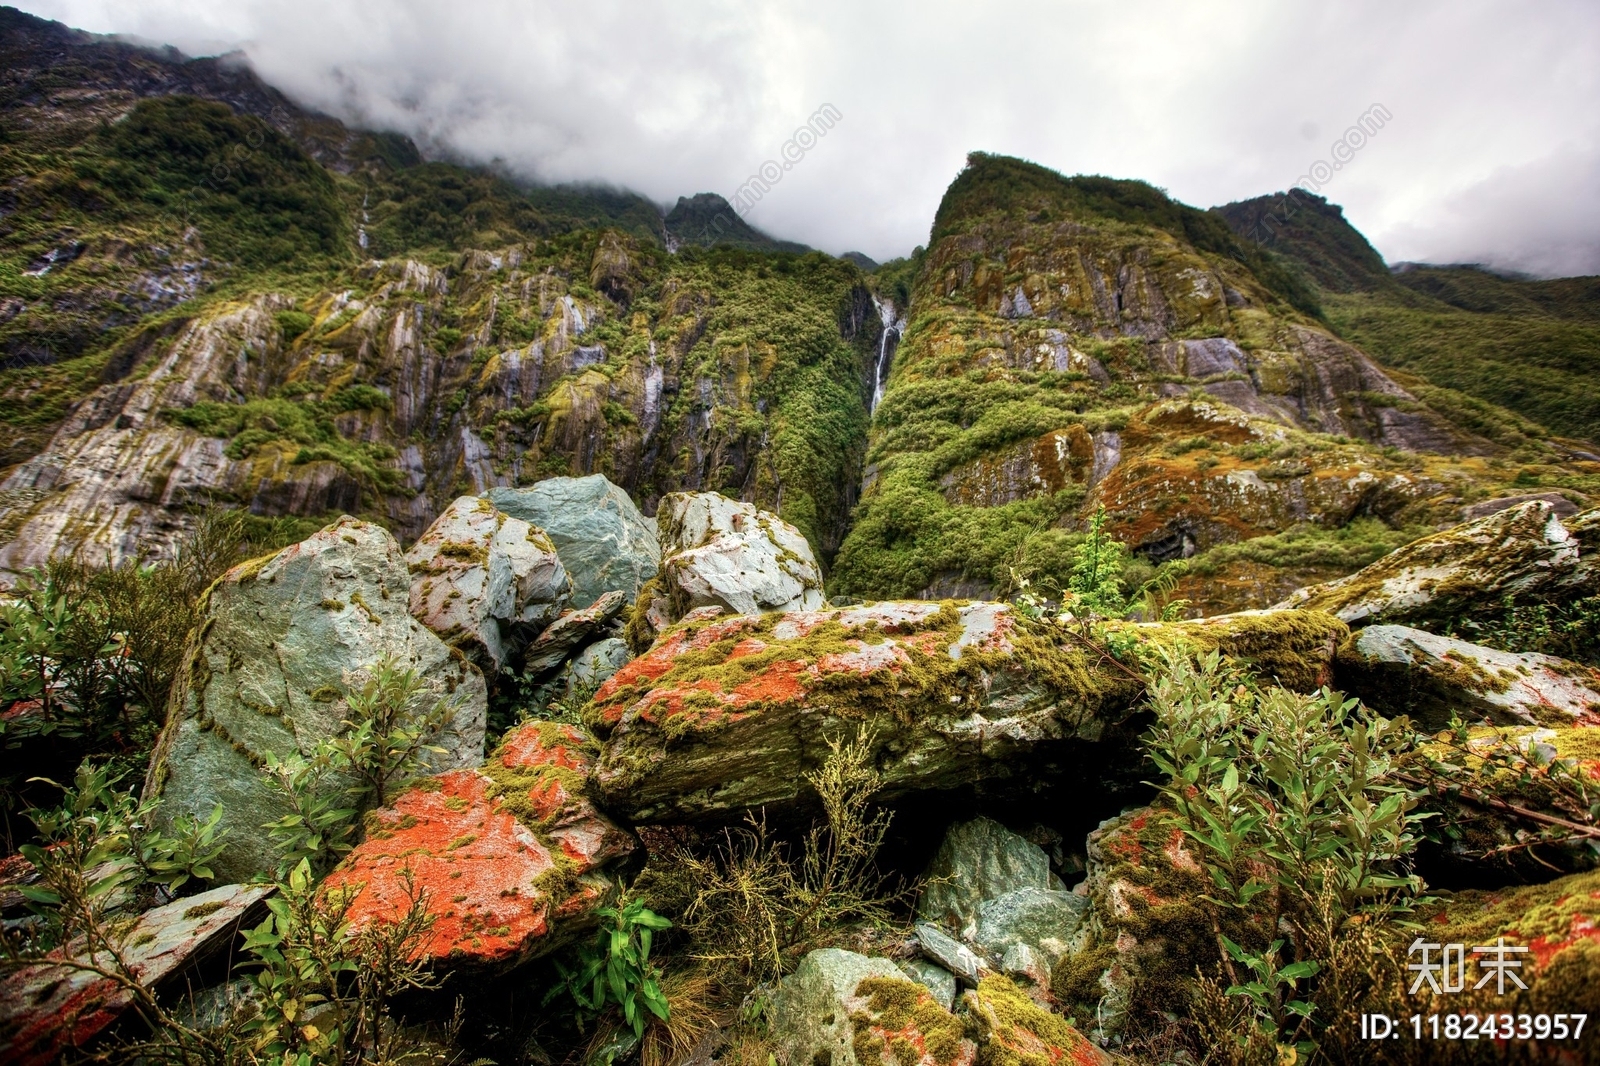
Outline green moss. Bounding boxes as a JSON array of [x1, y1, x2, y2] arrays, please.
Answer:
[[181, 900, 227, 920], [972, 975, 1095, 1066], [850, 976, 968, 1066]]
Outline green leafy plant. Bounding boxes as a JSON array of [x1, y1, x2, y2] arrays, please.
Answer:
[[546, 894, 674, 1040], [330, 658, 455, 812], [239, 858, 442, 1064], [1142, 648, 1428, 1057]]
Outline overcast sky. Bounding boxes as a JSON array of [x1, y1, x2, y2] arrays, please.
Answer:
[[19, 0, 1600, 276]]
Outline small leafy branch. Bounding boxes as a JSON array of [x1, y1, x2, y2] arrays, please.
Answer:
[[546, 895, 674, 1041], [1142, 648, 1428, 1057], [263, 654, 457, 877]]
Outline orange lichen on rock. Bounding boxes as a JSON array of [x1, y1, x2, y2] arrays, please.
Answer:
[[324, 720, 632, 968]]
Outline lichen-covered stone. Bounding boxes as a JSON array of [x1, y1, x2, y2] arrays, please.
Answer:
[[322, 720, 633, 968], [962, 975, 1108, 1066], [1414, 867, 1600, 1022], [1050, 805, 1241, 1045], [657, 491, 825, 620], [1278, 501, 1598, 625], [773, 950, 976, 1066], [917, 817, 1058, 938], [405, 495, 571, 671], [1336, 624, 1600, 729], [486, 476, 659, 610], [590, 603, 1345, 823], [897, 959, 960, 1011], [0, 882, 272, 1066], [143, 518, 488, 883]]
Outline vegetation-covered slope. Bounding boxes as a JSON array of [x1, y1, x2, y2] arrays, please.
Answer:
[[1218, 191, 1600, 444], [833, 154, 1597, 611], [0, 8, 879, 574]]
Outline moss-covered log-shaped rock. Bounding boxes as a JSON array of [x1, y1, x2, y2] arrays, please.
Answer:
[[143, 517, 488, 883], [588, 602, 1344, 823], [1279, 501, 1599, 626], [1336, 624, 1600, 729], [1413, 868, 1600, 1030], [322, 720, 633, 968]]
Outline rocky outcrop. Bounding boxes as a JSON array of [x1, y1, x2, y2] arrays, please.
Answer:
[[143, 518, 488, 883], [487, 476, 660, 610], [1414, 867, 1600, 1020], [589, 603, 1345, 823], [1336, 625, 1600, 728], [0, 882, 272, 1066], [657, 492, 825, 621], [1049, 806, 1223, 1044], [404, 496, 571, 672], [322, 720, 633, 968], [1278, 501, 1599, 625]]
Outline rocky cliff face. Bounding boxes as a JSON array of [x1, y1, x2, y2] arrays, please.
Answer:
[[0, 237, 879, 574]]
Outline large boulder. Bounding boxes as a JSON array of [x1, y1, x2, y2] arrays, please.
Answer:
[[1277, 501, 1599, 626], [485, 476, 659, 609], [771, 949, 976, 1066], [1336, 625, 1600, 729], [0, 883, 272, 1066], [144, 518, 489, 883], [657, 492, 825, 620], [590, 603, 1345, 823], [322, 720, 633, 968], [405, 496, 571, 672]]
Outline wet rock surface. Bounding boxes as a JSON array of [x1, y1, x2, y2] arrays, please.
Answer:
[[322, 720, 633, 968], [143, 518, 488, 883]]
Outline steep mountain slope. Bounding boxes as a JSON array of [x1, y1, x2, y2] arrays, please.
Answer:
[[663, 193, 810, 254], [1218, 191, 1600, 443], [833, 154, 1598, 611], [0, 8, 880, 574]]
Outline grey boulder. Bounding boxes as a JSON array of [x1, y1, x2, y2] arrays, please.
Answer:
[[486, 476, 658, 609], [1336, 624, 1600, 729], [405, 495, 570, 672], [144, 517, 488, 883], [917, 816, 1059, 938], [657, 491, 824, 620]]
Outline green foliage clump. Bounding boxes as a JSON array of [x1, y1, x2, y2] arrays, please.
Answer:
[[167, 395, 401, 492], [634, 729, 898, 997], [545, 895, 674, 1040], [1143, 649, 1428, 1061], [0, 510, 296, 837], [1445, 594, 1600, 667]]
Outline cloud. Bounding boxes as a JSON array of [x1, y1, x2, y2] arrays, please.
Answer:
[[16, 0, 1600, 275]]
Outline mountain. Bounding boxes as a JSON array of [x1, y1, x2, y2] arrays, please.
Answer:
[[831, 153, 1595, 611], [1, 11, 1594, 620], [1218, 190, 1600, 443], [662, 192, 810, 254]]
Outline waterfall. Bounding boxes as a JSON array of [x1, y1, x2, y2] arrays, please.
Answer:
[[870, 295, 904, 415]]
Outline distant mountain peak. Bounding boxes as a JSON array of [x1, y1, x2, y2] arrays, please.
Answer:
[[662, 193, 809, 254]]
